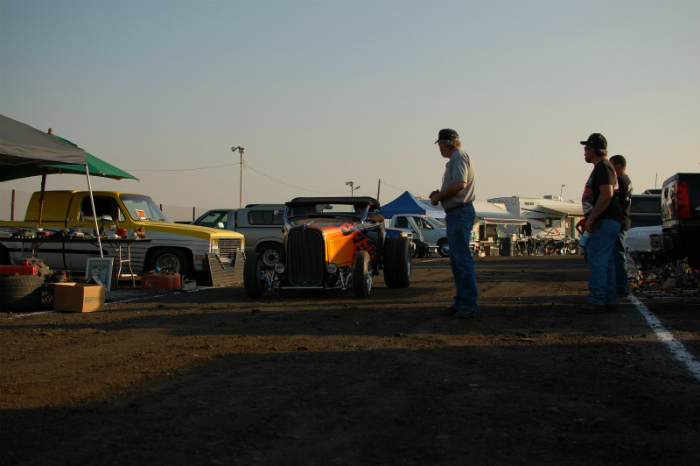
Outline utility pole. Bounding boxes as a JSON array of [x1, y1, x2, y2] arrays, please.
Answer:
[[232, 146, 245, 208]]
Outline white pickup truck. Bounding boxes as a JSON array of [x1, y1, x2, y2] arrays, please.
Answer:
[[387, 214, 448, 257]]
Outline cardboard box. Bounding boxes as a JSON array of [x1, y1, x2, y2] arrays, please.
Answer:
[[54, 283, 105, 313]]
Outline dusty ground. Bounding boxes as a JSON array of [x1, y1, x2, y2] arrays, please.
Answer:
[[1, 255, 699, 466]]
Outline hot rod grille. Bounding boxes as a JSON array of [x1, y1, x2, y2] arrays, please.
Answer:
[[287, 229, 324, 286]]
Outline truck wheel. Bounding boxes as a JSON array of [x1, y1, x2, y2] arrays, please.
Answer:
[[244, 252, 266, 299], [411, 246, 427, 259], [352, 251, 372, 298], [149, 248, 190, 275], [258, 243, 281, 268], [383, 237, 412, 288], [438, 239, 450, 257], [0, 274, 43, 312]]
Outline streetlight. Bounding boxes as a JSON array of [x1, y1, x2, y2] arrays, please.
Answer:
[[346, 181, 360, 196], [232, 146, 245, 208]]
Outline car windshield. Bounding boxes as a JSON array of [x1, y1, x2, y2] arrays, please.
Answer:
[[120, 194, 170, 222], [288, 202, 366, 218]]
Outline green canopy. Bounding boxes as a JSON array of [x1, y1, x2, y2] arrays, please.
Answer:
[[0, 134, 138, 182]]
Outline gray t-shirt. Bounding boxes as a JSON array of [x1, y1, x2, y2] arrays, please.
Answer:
[[440, 149, 476, 211]]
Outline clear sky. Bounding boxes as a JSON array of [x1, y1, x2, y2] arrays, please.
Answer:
[[1, 0, 698, 212]]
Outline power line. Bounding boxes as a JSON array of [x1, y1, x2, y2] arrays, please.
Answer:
[[126, 161, 413, 195], [126, 162, 237, 172]]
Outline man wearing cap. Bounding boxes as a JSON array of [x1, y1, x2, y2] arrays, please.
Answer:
[[580, 133, 622, 313], [429, 129, 478, 319]]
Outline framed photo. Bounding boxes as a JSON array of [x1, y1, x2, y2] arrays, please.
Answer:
[[85, 257, 114, 290]]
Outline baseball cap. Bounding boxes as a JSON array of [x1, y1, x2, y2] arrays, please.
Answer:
[[435, 128, 459, 144], [580, 133, 607, 150]]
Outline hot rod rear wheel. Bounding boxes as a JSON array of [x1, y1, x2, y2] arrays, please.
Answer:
[[243, 252, 266, 299], [383, 237, 412, 288], [352, 251, 372, 298]]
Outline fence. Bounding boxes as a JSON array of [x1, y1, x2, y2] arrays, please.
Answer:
[[0, 188, 208, 223]]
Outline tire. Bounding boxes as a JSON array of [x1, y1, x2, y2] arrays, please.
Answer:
[[437, 239, 450, 257], [258, 243, 282, 268], [352, 251, 372, 298], [383, 237, 412, 288], [543, 241, 555, 255], [412, 247, 427, 259], [567, 242, 580, 255], [148, 248, 190, 275], [0, 274, 43, 312], [243, 252, 266, 299]]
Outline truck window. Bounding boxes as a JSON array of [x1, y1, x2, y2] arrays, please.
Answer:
[[79, 196, 125, 223], [196, 211, 228, 229], [631, 196, 661, 214], [395, 217, 408, 228], [248, 210, 284, 225], [416, 218, 434, 230]]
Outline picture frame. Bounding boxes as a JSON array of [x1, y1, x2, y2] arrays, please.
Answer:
[[85, 257, 114, 290]]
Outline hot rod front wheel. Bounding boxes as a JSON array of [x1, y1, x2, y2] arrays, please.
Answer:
[[352, 251, 372, 298], [243, 252, 266, 299]]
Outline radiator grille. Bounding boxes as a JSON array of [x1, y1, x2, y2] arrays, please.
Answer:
[[218, 238, 244, 258], [287, 229, 324, 286]]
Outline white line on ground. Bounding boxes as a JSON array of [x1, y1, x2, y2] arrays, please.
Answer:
[[629, 294, 700, 384]]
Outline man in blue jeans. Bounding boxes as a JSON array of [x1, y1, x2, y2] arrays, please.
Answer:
[[580, 133, 623, 313], [429, 129, 478, 319]]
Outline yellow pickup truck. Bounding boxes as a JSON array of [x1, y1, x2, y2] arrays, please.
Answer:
[[0, 190, 245, 279]]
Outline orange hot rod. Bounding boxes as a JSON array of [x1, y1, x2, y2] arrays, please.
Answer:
[[243, 197, 412, 298]]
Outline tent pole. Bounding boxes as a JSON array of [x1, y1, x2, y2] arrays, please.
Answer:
[[85, 164, 103, 258], [38, 172, 47, 227]]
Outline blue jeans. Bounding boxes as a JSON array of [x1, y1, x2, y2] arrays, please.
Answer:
[[613, 227, 630, 294], [587, 219, 621, 305], [445, 204, 478, 311]]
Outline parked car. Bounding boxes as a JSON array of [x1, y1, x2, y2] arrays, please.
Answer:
[[244, 196, 412, 299], [652, 173, 700, 268], [388, 214, 444, 257], [192, 205, 285, 267], [629, 193, 662, 229]]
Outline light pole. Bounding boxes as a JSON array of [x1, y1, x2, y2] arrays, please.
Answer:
[[232, 146, 245, 208], [560, 184, 565, 200], [346, 181, 360, 197]]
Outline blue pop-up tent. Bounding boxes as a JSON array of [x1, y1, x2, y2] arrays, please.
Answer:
[[381, 191, 445, 219]]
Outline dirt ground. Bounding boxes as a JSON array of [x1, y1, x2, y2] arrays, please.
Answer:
[[2, 255, 699, 466]]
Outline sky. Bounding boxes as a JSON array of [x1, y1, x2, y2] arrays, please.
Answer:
[[1, 0, 699, 215]]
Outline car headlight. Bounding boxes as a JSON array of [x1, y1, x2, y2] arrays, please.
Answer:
[[274, 263, 286, 274], [327, 263, 338, 274]]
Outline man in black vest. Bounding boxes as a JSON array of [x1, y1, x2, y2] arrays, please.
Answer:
[[610, 154, 632, 296]]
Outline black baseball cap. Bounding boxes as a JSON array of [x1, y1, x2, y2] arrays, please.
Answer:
[[580, 133, 607, 150], [435, 128, 459, 144]]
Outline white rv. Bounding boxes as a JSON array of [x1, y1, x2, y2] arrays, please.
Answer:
[[487, 195, 584, 240]]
